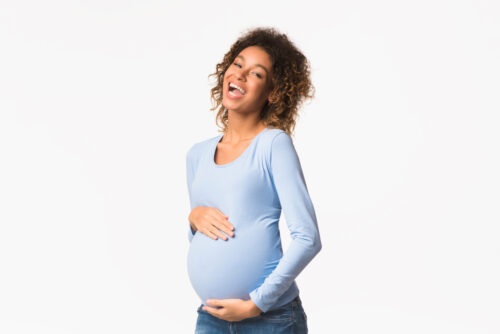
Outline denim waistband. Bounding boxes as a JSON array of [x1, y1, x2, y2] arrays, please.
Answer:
[[272, 294, 301, 312], [196, 294, 303, 314]]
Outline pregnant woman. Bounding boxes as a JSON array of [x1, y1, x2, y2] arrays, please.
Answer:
[[186, 27, 322, 333]]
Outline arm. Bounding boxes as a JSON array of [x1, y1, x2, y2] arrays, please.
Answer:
[[249, 132, 322, 313], [186, 145, 198, 243]]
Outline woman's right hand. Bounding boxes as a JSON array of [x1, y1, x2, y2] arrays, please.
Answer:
[[188, 206, 235, 241]]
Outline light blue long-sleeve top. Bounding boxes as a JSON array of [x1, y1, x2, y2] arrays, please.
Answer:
[[185, 127, 322, 313]]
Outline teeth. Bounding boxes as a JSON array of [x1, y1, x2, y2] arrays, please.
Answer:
[[229, 82, 246, 94]]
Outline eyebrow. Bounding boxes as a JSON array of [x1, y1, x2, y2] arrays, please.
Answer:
[[236, 55, 269, 74]]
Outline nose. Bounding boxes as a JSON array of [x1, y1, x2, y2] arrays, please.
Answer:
[[234, 67, 247, 81]]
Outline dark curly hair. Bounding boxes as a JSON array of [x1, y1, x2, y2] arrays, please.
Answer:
[[208, 27, 315, 137]]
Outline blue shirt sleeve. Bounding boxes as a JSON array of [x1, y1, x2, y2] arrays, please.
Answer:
[[249, 131, 322, 313], [186, 145, 198, 243]]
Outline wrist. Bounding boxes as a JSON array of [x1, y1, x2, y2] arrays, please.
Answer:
[[246, 299, 263, 317], [188, 212, 198, 232]]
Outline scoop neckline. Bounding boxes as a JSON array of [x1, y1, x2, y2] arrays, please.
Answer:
[[212, 127, 269, 168]]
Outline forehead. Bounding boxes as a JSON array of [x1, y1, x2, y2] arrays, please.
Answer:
[[237, 46, 272, 68], [238, 46, 271, 65]]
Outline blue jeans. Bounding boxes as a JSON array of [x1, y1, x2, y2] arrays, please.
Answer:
[[194, 295, 308, 333]]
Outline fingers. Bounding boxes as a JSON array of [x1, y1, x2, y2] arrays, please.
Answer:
[[203, 300, 225, 319], [214, 209, 235, 231], [199, 223, 228, 241], [214, 221, 234, 240], [200, 226, 221, 240], [203, 305, 223, 318], [206, 225, 229, 241], [221, 214, 235, 231], [211, 212, 235, 239], [195, 207, 236, 241], [202, 299, 247, 322], [206, 299, 224, 307]]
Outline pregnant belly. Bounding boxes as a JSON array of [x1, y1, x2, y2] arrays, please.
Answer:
[[187, 223, 281, 303]]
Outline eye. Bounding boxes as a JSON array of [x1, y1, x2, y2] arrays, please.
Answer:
[[253, 72, 263, 78], [233, 62, 242, 68]]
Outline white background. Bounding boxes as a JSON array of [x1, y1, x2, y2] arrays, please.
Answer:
[[0, 0, 499, 333]]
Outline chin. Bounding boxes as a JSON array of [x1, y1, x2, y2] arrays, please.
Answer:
[[222, 99, 238, 111]]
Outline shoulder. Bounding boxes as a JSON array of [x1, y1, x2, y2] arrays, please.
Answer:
[[186, 134, 220, 162], [264, 128, 294, 152], [261, 128, 296, 167], [262, 128, 290, 144]]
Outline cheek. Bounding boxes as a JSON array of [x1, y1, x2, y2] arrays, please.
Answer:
[[251, 82, 268, 97], [224, 69, 235, 79]]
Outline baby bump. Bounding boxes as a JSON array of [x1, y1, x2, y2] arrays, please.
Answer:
[[187, 223, 282, 302]]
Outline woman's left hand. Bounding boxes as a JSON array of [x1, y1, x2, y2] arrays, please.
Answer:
[[202, 298, 263, 322]]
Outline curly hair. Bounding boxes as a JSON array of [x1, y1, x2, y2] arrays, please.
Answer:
[[208, 27, 315, 137]]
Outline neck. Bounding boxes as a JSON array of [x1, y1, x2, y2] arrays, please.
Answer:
[[223, 112, 267, 142]]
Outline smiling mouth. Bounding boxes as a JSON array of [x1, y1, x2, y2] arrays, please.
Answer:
[[228, 82, 246, 97], [228, 87, 244, 97]]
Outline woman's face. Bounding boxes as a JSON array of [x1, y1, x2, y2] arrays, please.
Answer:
[[222, 46, 273, 114]]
